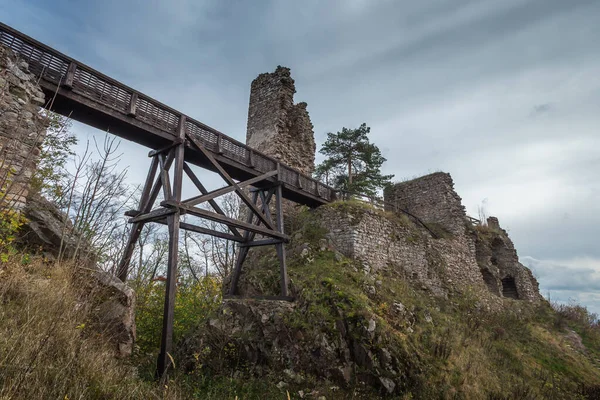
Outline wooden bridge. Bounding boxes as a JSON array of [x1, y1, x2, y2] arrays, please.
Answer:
[[0, 21, 339, 376], [0, 22, 335, 207]]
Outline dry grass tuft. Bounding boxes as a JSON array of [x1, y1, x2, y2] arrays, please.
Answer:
[[0, 258, 170, 400]]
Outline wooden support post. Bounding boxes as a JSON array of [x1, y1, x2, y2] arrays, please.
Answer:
[[157, 211, 180, 377], [157, 115, 187, 379], [116, 155, 159, 281], [172, 115, 186, 201], [62, 62, 77, 89], [275, 183, 288, 297], [216, 133, 223, 154], [248, 149, 255, 168], [128, 93, 138, 116], [228, 191, 259, 296], [116, 222, 144, 282]]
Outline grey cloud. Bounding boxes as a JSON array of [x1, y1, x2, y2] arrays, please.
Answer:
[[531, 103, 553, 116], [523, 256, 600, 292], [523, 256, 600, 314], [1, 0, 599, 311]]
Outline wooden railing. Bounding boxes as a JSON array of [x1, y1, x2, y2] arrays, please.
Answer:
[[0, 22, 336, 203], [466, 216, 481, 226]]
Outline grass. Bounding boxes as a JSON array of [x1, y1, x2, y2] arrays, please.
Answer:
[[0, 258, 165, 400], [2, 203, 600, 399]]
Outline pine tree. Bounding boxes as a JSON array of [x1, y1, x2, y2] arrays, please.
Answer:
[[314, 123, 393, 197]]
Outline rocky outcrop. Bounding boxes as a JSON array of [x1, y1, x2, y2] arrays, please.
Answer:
[[78, 268, 137, 358], [0, 44, 47, 211], [19, 192, 135, 358], [179, 296, 417, 395], [19, 192, 84, 260]]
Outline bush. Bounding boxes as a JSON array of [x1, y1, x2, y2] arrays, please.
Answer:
[[134, 276, 222, 355]]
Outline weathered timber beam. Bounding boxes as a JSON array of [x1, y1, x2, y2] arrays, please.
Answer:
[[239, 238, 283, 248], [182, 162, 242, 238], [157, 212, 179, 377], [129, 207, 177, 223], [175, 202, 289, 241], [152, 218, 245, 243], [158, 152, 173, 201], [182, 169, 278, 207], [148, 138, 183, 157], [185, 133, 276, 231], [275, 183, 289, 297], [228, 191, 259, 296], [141, 151, 175, 213]]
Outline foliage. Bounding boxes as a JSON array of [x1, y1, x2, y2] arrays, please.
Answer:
[[314, 123, 394, 196], [0, 208, 26, 262], [134, 276, 222, 355], [30, 112, 77, 202]]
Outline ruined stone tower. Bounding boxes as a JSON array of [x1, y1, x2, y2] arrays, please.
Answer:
[[0, 45, 47, 211], [245, 66, 316, 175]]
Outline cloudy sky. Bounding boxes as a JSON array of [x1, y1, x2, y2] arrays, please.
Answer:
[[1, 0, 599, 312]]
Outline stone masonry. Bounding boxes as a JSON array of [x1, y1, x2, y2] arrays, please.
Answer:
[[384, 172, 467, 236], [0, 44, 47, 211], [474, 216, 542, 302], [246, 66, 316, 175], [321, 172, 542, 303], [318, 204, 448, 298]]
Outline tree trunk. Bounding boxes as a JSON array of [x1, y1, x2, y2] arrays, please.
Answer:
[[347, 156, 352, 185]]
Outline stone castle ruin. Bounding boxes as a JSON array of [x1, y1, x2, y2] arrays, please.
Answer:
[[0, 45, 47, 211], [245, 66, 542, 304], [0, 44, 544, 390], [246, 66, 316, 175], [0, 49, 541, 307]]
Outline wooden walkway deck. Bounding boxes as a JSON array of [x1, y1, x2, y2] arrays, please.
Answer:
[[0, 22, 335, 207]]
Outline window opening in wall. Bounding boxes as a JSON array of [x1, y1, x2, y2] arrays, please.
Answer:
[[501, 276, 519, 299]]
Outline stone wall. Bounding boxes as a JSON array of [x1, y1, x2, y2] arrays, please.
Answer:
[[474, 216, 542, 302], [245, 66, 315, 175], [0, 45, 47, 211], [323, 172, 542, 304], [318, 204, 449, 298], [384, 172, 467, 235], [317, 202, 497, 299]]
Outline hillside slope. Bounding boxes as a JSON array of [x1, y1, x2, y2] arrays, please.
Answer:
[[2, 203, 600, 399], [182, 202, 600, 399]]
